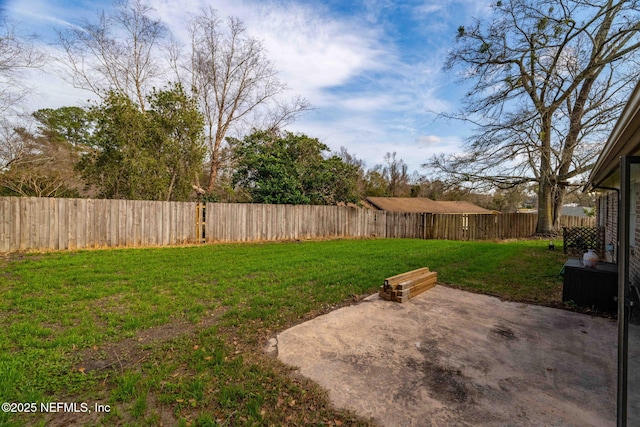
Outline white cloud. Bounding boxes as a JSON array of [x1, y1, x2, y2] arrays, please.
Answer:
[[4, 0, 109, 36], [361, 0, 396, 24], [285, 109, 465, 174], [417, 134, 463, 152], [418, 135, 442, 146], [23, 68, 97, 111], [336, 94, 399, 112], [415, 4, 445, 15], [414, 0, 493, 20], [153, 0, 392, 104]]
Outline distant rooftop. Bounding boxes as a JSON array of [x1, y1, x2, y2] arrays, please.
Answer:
[[516, 206, 592, 218], [365, 197, 495, 214]]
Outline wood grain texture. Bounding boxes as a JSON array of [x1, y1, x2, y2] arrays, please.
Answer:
[[0, 197, 595, 252]]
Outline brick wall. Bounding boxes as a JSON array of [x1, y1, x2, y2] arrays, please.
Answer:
[[632, 184, 640, 284], [597, 187, 640, 286], [598, 190, 618, 263]]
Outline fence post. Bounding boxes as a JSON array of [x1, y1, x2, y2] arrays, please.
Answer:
[[195, 202, 205, 243]]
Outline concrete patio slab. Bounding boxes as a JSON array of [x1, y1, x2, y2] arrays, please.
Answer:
[[276, 285, 626, 427]]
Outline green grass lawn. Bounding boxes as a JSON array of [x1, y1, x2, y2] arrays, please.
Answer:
[[0, 238, 567, 426]]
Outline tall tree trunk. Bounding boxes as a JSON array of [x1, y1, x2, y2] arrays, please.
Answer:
[[206, 134, 223, 192], [536, 113, 555, 235], [537, 180, 554, 234], [166, 171, 177, 201], [552, 75, 597, 231], [207, 158, 217, 192], [552, 184, 566, 230]]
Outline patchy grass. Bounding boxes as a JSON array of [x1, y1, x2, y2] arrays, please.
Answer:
[[0, 238, 566, 426]]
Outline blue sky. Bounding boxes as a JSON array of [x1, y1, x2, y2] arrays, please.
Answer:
[[4, 0, 492, 173]]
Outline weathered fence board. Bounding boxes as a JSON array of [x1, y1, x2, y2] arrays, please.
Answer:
[[0, 197, 201, 251], [0, 196, 596, 252]]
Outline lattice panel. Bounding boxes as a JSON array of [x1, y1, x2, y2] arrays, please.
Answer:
[[563, 226, 604, 257]]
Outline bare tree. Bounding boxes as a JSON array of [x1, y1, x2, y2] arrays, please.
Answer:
[[0, 121, 82, 197], [183, 8, 310, 193], [0, 118, 27, 170], [383, 152, 409, 197], [428, 0, 640, 234], [56, 0, 168, 110], [337, 146, 368, 197], [0, 14, 48, 192], [0, 15, 44, 115]]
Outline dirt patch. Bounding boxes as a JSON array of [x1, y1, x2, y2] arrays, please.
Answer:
[[73, 307, 226, 374], [0, 251, 45, 262], [37, 308, 227, 427]]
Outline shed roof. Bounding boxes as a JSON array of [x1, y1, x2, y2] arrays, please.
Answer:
[[365, 197, 494, 214]]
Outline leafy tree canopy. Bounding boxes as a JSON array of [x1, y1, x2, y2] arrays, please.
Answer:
[[77, 83, 205, 201], [32, 106, 92, 147], [230, 130, 359, 205]]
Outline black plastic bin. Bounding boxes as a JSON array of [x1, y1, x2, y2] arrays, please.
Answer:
[[562, 258, 617, 313]]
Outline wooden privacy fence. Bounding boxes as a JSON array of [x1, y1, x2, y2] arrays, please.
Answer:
[[0, 197, 196, 252], [204, 203, 424, 242], [424, 213, 595, 240], [0, 197, 595, 252]]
